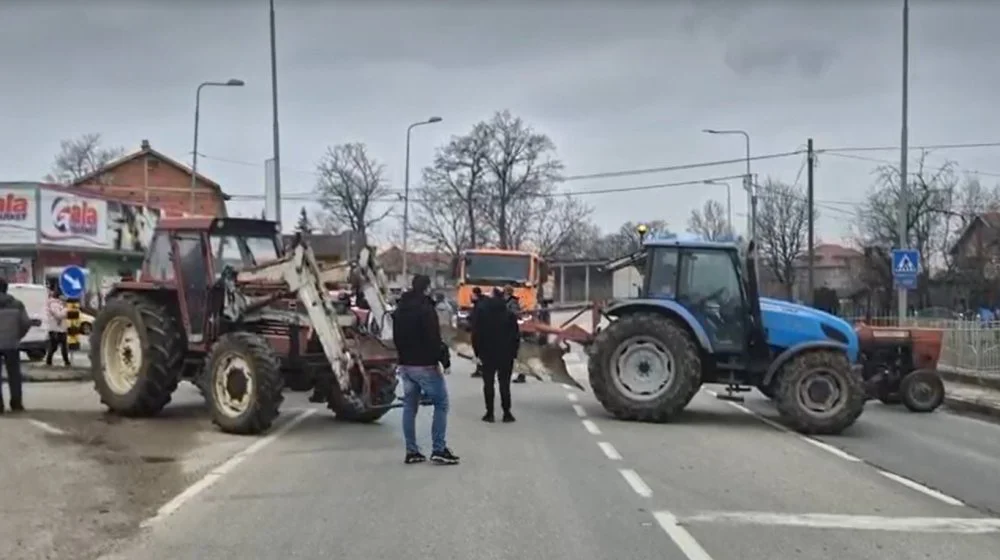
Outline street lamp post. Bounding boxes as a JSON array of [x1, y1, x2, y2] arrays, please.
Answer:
[[190, 79, 244, 214], [401, 116, 443, 282], [703, 129, 752, 239], [703, 180, 733, 237], [897, 0, 911, 322]]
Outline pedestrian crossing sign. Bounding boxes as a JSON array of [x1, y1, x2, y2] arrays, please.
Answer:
[[891, 249, 920, 289]]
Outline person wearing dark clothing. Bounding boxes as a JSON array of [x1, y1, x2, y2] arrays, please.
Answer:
[[393, 274, 459, 465], [469, 287, 485, 378], [473, 288, 521, 423], [0, 278, 31, 414], [502, 286, 528, 384]]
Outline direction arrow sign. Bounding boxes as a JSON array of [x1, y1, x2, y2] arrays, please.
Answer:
[[891, 249, 920, 290], [59, 265, 86, 300]]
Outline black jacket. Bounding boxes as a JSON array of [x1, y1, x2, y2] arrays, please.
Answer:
[[0, 293, 30, 351], [471, 295, 520, 363], [392, 290, 451, 368]]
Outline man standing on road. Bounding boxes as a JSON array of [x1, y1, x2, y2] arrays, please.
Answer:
[[0, 278, 31, 414], [503, 285, 528, 384], [474, 287, 520, 423], [469, 286, 485, 379], [393, 274, 460, 465]]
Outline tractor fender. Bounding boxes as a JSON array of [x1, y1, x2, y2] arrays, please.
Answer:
[[604, 299, 713, 352], [762, 341, 849, 387]]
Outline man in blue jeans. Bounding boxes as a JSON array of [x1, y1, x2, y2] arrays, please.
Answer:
[[393, 274, 459, 465]]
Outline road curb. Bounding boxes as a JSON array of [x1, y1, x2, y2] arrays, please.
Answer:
[[939, 367, 1000, 391], [943, 395, 1000, 422], [3, 369, 90, 383]]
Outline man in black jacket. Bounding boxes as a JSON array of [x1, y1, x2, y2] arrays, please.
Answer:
[[503, 286, 529, 384], [469, 287, 485, 378], [393, 274, 459, 465], [0, 278, 31, 414], [473, 287, 520, 423]]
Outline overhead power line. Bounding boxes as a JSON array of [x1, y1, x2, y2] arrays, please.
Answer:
[[818, 141, 1000, 154]]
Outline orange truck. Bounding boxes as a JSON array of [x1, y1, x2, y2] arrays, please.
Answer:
[[454, 248, 549, 329]]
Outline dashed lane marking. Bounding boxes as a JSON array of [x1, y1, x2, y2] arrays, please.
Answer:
[[141, 408, 316, 528], [597, 441, 623, 460], [619, 468, 653, 498], [28, 419, 68, 436], [566, 393, 579, 402], [705, 388, 966, 506], [652, 511, 715, 560], [572, 404, 587, 418], [582, 419, 602, 435], [877, 469, 966, 506], [561, 383, 573, 390], [672, 510, 1000, 533]]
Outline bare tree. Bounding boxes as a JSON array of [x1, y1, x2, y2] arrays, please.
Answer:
[[410, 124, 493, 255], [46, 133, 124, 184], [755, 179, 813, 299], [687, 199, 732, 240], [314, 143, 393, 243], [529, 195, 594, 259], [592, 220, 670, 258], [477, 110, 564, 248]]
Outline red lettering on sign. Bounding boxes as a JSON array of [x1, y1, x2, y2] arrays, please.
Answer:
[[0, 193, 29, 221], [53, 198, 99, 235]]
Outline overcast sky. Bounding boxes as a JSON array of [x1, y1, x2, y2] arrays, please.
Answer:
[[2, 0, 999, 246]]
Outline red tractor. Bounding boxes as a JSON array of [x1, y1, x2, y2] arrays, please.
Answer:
[[89, 217, 399, 435]]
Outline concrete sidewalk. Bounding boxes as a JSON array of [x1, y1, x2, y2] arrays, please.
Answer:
[[940, 367, 1000, 421]]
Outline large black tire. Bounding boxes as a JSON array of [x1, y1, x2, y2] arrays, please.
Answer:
[[757, 383, 777, 400], [900, 369, 945, 413], [774, 350, 866, 435], [204, 332, 284, 435], [588, 313, 701, 422], [90, 293, 184, 417], [25, 350, 45, 362], [327, 365, 398, 423]]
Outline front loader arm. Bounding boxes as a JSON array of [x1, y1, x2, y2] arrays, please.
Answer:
[[352, 247, 394, 342]]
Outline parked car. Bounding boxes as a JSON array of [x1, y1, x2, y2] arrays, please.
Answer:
[[8, 283, 48, 361]]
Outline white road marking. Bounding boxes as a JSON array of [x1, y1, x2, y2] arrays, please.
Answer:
[[561, 383, 572, 390], [566, 393, 579, 402], [582, 419, 601, 435], [678, 511, 1000, 533], [597, 441, 622, 460], [28, 419, 68, 436], [877, 470, 965, 506], [653, 511, 715, 560], [619, 468, 653, 498], [572, 404, 587, 417], [141, 408, 316, 527], [704, 389, 718, 397]]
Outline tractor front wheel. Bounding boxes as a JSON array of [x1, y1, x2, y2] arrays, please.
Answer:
[[900, 369, 945, 413], [588, 312, 701, 422], [205, 332, 285, 435], [327, 366, 398, 423], [90, 293, 184, 416], [774, 350, 866, 435]]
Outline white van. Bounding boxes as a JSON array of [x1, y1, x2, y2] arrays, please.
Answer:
[[9, 283, 48, 361]]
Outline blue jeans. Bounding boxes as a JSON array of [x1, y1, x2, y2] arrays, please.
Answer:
[[399, 365, 449, 454]]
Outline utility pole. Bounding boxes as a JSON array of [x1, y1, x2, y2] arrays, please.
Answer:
[[807, 138, 816, 305], [269, 0, 283, 229], [897, 0, 910, 322]]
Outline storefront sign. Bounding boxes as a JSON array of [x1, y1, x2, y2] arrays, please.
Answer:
[[39, 189, 108, 248], [0, 187, 37, 245]]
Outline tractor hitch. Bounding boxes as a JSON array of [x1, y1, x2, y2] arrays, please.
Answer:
[[715, 384, 752, 403]]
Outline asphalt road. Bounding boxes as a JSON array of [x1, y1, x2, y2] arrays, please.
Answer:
[[100, 358, 1000, 560]]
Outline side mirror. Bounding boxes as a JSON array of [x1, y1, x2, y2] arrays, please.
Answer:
[[539, 261, 549, 282], [450, 256, 460, 279]]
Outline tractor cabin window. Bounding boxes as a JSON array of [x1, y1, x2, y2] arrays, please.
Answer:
[[678, 249, 745, 352], [146, 232, 174, 281], [646, 247, 679, 299], [209, 234, 280, 276]]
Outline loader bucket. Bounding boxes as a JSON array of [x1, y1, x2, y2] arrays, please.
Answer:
[[440, 322, 586, 390]]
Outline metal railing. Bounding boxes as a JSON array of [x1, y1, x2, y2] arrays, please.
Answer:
[[846, 314, 1000, 380]]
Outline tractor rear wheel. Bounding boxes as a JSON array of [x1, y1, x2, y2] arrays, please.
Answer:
[[900, 369, 945, 413], [327, 365, 398, 423], [204, 332, 285, 435], [588, 312, 701, 422], [774, 350, 866, 435], [90, 293, 183, 416]]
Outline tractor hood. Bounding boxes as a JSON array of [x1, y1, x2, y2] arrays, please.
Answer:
[[759, 297, 859, 363]]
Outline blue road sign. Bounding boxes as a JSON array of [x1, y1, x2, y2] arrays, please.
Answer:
[[59, 265, 86, 300], [891, 249, 920, 290]]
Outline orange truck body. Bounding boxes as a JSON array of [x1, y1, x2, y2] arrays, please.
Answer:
[[455, 248, 546, 317]]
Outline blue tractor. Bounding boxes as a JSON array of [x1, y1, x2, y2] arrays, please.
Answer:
[[590, 234, 866, 435]]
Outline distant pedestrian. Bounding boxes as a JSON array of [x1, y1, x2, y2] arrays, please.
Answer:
[[393, 274, 459, 465], [0, 278, 31, 414], [469, 287, 485, 378], [45, 286, 70, 367], [474, 287, 520, 423], [503, 285, 528, 384]]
